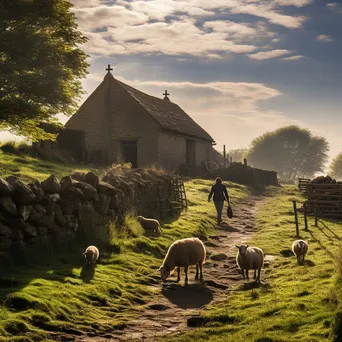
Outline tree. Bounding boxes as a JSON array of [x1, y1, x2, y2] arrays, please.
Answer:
[[246, 126, 329, 180], [329, 153, 342, 180], [0, 0, 88, 141], [228, 148, 248, 163]]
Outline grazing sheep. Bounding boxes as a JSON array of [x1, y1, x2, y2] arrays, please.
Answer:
[[82, 245, 99, 270], [236, 245, 264, 283], [137, 216, 162, 235], [158, 237, 206, 284], [292, 240, 308, 265]]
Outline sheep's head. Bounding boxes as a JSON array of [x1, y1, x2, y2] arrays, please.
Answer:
[[158, 265, 171, 282], [298, 240, 305, 248], [236, 245, 249, 256]]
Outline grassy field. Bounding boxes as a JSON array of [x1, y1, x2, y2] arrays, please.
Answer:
[[166, 185, 342, 342], [0, 174, 250, 341]]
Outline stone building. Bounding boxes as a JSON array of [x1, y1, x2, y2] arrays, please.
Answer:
[[62, 67, 215, 170]]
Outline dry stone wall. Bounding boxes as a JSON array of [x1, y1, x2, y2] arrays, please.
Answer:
[[0, 168, 179, 261]]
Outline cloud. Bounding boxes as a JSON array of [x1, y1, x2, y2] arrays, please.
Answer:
[[316, 34, 334, 42], [275, 0, 312, 7], [248, 49, 292, 60], [282, 55, 304, 60], [327, 3, 342, 13]]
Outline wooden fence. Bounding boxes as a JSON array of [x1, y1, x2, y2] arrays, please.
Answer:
[[298, 178, 311, 193]]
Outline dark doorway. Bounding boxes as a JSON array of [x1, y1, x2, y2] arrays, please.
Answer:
[[186, 139, 196, 169], [121, 141, 138, 168]]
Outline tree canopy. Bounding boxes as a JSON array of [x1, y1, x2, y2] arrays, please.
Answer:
[[329, 153, 342, 180], [228, 148, 248, 163], [246, 126, 329, 180], [0, 0, 89, 140]]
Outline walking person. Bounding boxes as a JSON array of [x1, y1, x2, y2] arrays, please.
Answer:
[[208, 177, 229, 224]]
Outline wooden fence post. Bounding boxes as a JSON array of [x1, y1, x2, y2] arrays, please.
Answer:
[[303, 201, 308, 231], [223, 145, 226, 168], [314, 201, 318, 227], [293, 200, 299, 237]]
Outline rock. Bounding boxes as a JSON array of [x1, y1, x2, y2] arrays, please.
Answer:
[[0, 223, 11, 238], [0, 177, 13, 195], [61, 187, 84, 200], [4, 217, 27, 230], [71, 172, 86, 182], [60, 198, 81, 215], [147, 304, 169, 311], [205, 279, 229, 289], [204, 241, 219, 248], [11, 228, 24, 241], [18, 205, 32, 221], [97, 193, 111, 215], [210, 253, 228, 261], [85, 172, 100, 187], [41, 175, 61, 194], [27, 208, 42, 226], [34, 204, 46, 214], [97, 181, 117, 195], [27, 180, 44, 202], [187, 316, 205, 327], [54, 204, 66, 226], [0, 238, 12, 251], [0, 196, 18, 216], [65, 215, 79, 232], [193, 233, 208, 241], [12, 240, 26, 251], [60, 175, 74, 190], [6, 176, 36, 204], [22, 223, 38, 238], [73, 182, 98, 201], [49, 193, 60, 203], [41, 214, 56, 230]]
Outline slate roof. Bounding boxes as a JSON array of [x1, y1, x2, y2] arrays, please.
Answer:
[[115, 76, 214, 142]]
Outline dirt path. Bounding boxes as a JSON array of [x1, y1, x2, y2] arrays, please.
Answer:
[[64, 195, 267, 342]]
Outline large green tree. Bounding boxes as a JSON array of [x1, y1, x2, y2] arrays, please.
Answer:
[[329, 153, 342, 180], [0, 0, 88, 140], [246, 126, 329, 180]]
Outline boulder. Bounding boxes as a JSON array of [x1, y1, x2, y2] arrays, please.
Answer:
[[85, 172, 100, 187], [6, 176, 35, 204], [60, 175, 74, 190], [73, 182, 98, 201], [27, 180, 44, 202], [41, 175, 61, 194], [60, 187, 84, 200], [34, 204, 47, 214], [0, 196, 18, 216], [53, 204, 66, 226], [36, 226, 48, 236], [4, 217, 27, 230], [49, 193, 60, 203], [65, 214, 79, 232], [0, 223, 11, 238], [97, 181, 117, 195], [0, 177, 13, 195], [11, 228, 24, 241], [97, 193, 111, 215], [18, 205, 32, 221], [27, 208, 42, 226], [22, 223, 38, 238], [71, 172, 86, 182], [210, 253, 228, 261], [60, 198, 81, 215]]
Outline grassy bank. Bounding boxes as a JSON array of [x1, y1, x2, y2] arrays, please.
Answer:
[[0, 179, 250, 341], [167, 185, 342, 342]]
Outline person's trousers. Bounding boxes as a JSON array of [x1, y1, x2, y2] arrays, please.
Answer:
[[214, 201, 224, 222]]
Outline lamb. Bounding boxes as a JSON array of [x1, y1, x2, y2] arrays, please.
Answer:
[[158, 237, 206, 284], [82, 245, 99, 270], [236, 245, 264, 283], [137, 216, 162, 235], [291, 239, 308, 265]]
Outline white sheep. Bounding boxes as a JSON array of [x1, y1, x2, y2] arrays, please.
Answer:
[[236, 245, 264, 283], [137, 216, 162, 235], [82, 245, 99, 270], [158, 237, 206, 284], [292, 240, 308, 265]]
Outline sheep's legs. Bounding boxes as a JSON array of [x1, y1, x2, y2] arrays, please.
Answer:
[[195, 264, 199, 280], [240, 268, 246, 279], [256, 268, 261, 283], [184, 265, 189, 284], [199, 263, 203, 282], [176, 267, 181, 282], [246, 269, 249, 281], [253, 270, 257, 280]]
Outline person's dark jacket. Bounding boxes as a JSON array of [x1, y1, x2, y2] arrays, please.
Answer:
[[208, 184, 229, 202]]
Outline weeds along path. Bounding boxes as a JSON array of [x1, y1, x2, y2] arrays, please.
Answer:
[[73, 195, 268, 342]]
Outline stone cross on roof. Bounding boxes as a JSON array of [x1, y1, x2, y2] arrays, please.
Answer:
[[106, 64, 113, 73], [163, 90, 170, 101]]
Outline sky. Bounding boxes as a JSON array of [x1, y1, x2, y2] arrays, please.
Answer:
[[3, 0, 341, 162]]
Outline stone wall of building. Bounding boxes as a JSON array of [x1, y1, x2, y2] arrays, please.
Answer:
[[0, 169, 180, 262]]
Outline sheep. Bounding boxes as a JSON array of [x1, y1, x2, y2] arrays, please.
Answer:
[[236, 245, 264, 283], [292, 239, 308, 265], [158, 237, 206, 284], [137, 216, 162, 235], [82, 245, 99, 270]]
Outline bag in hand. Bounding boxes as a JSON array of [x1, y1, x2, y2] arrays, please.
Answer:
[[227, 205, 233, 219]]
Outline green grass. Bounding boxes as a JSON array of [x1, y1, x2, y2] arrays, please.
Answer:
[[0, 179, 250, 341], [0, 150, 103, 183], [166, 185, 342, 342]]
